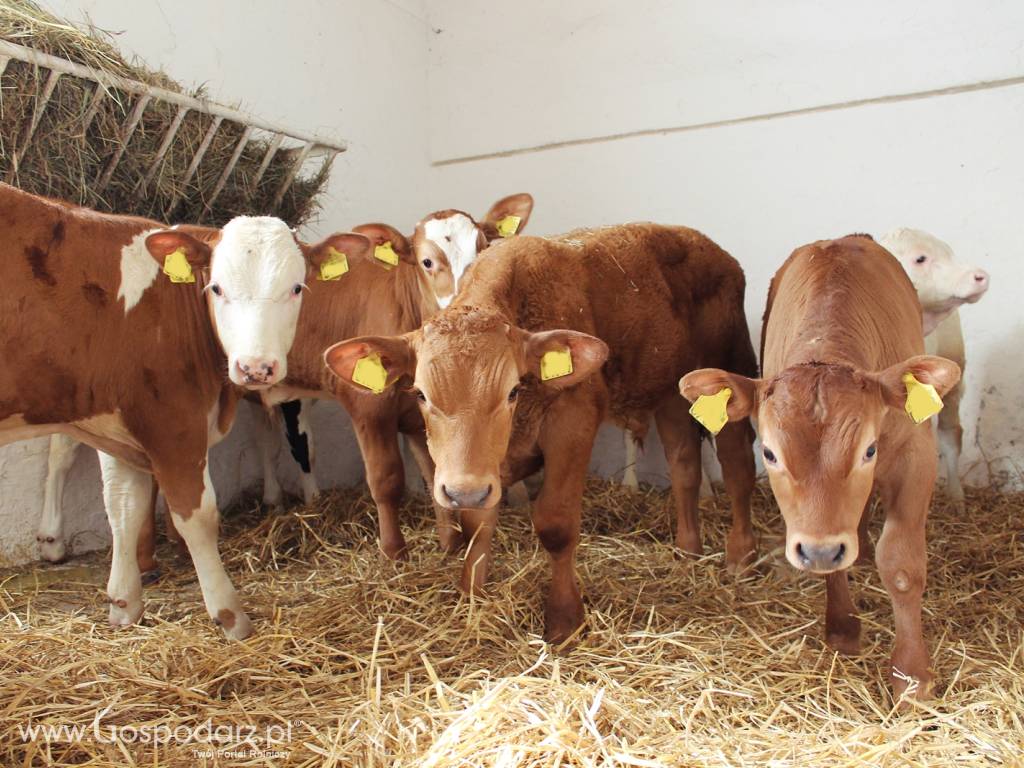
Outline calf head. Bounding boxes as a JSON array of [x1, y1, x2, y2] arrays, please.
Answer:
[[411, 193, 534, 307], [325, 307, 607, 510], [680, 355, 960, 573], [146, 217, 370, 389], [879, 228, 989, 334]]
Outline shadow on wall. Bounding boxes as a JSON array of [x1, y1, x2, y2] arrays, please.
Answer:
[[965, 321, 1024, 489]]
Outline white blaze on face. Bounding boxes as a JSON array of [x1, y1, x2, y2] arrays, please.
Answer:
[[880, 228, 990, 319], [209, 216, 307, 388], [422, 213, 481, 308]]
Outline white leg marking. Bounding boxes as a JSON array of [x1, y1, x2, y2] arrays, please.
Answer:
[[253, 402, 283, 507], [297, 398, 319, 504], [699, 440, 716, 499], [171, 463, 253, 639], [99, 451, 152, 627], [38, 434, 82, 562], [938, 427, 964, 503], [622, 431, 639, 489]]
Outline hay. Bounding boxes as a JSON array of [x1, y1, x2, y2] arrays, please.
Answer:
[[0, 0, 331, 226], [0, 479, 1021, 766]]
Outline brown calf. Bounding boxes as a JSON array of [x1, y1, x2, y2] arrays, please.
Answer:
[[681, 234, 961, 700], [325, 223, 758, 642]]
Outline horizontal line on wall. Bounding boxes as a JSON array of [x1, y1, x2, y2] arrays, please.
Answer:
[[432, 74, 1024, 166]]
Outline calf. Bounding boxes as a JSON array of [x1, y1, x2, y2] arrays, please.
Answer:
[[0, 182, 369, 637], [681, 234, 961, 700], [325, 223, 759, 642], [879, 228, 989, 508]]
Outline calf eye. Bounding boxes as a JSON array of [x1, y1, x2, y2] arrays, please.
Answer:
[[209, 284, 223, 297], [422, 259, 433, 269], [915, 255, 927, 264], [292, 284, 303, 296], [762, 446, 778, 465], [508, 385, 521, 403], [864, 442, 878, 461]]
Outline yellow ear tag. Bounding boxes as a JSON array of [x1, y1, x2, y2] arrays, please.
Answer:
[[902, 373, 943, 424], [540, 348, 573, 381], [495, 215, 521, 238], [163, 248, 195, 284], [318, 247, 349, 281], [689, 387, 732, 435], [352, 353, 389, 394], [374, 241, 399, 269]]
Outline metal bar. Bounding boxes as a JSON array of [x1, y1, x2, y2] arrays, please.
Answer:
[[6, 69, 62, 180], [80, 82, 107, 132], [0, 39, 347, 153], [136, 104, 189, 197], [95, 93, 152, 192], [270, 140, 314, 209], [167, 115, 222, 216], [250, 132, 284, 188], [204, 124, 253, 212]]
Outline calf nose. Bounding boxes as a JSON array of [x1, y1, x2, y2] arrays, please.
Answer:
[[235, 357, 279, 385], [973, 269, 989, 287], [442, 483, 492, 509], [795, 540, 847, 572]]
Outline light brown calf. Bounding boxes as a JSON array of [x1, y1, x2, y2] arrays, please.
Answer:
[[325, 223, 759, 642], [0, 182, 369, 637], [681, 234, 961, 700]]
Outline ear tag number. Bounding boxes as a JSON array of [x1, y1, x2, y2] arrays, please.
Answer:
[[353, 353, 389, 394], [496, 215, 521, 238], [318, 247, 349, 281], [903, 373, 943, 424], [689, 387, 732, 435], [163, 248, 195, 284], [374, 241, 399, 269], [540, 348, 573, 381]]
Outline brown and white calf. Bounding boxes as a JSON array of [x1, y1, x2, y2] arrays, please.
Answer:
[[879, 228, 989, 508], [681, 234, 961, 699], [0, 182, 369, 636], [325, 223, 759, 642]]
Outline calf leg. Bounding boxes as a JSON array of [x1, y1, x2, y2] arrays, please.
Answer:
[[98, 452, 152, 627], [252, 402, 283, 507], [406, 430, 462, 554], [714, 417, 757, 570], [38, 434, 81, 562], [654, 399, 704, 555], [281, 399, 319, 505], [352, 414, 408, 560], [622, 430, 639, 489], [877, 458, 935, 700], [533, 406, 598, 644], [937, 388, 964, 508], [136, 482, 162, 584], [824, 570, 861, 655], [159, 462, 252, 640]]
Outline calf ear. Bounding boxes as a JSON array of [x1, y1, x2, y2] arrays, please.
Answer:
[[324, 335, 416, 393], [480, 193, 534, 243], [351, 223, 415, 266], [303, 232, 373, 278], [522, 329, 608, 390], [872, 354, 962, 409], [679, 368, 760, 422], [145, 230, 212, 269]]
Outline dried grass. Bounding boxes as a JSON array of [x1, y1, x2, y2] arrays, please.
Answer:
[[0, 0, 331, 226], [0, 479, 1021, 767]]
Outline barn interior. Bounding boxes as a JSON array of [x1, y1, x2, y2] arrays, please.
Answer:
[[1, 1, 1021, 765]]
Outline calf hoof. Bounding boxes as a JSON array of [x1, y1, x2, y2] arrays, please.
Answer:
[[673, 533, 703, 559], [544, 604, 586, 647], [107, 597, 145, 628], [891, 666, 935, 705], [212, 608, 254, 640], [140, 567, 162, 587], [261, 493, 283, 509], [725, 531, 757, 573], [381, 536, 409, 561], [826, 625, 862, 657], [37, 536, 67, 563]]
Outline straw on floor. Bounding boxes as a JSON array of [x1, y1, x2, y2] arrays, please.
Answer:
[[0, 479, 1021, 766]]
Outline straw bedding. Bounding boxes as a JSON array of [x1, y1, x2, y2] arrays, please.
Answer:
[[0, 0, 330, 227], [0, 478, 1021, 766]]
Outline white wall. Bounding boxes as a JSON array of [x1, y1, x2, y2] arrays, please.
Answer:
[[426, 0, 1024, 489], [0, 0, 431, 565]]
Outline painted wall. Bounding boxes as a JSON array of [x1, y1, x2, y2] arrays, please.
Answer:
[[426, 0, 1024, 490], [0, 0, 431, 564]]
